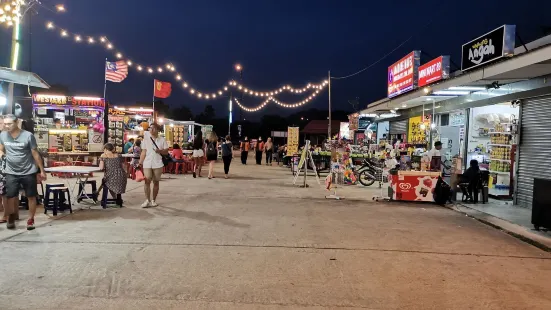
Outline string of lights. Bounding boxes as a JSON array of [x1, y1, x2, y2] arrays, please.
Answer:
[[232, 86, 324, 112], [40, 11, 328, 111], [233, 97, 270, 112]]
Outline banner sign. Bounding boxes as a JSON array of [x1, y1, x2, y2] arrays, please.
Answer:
[[418, 56, 450, 87], [287, 127, 299, 155], [32, 94, 105, 108], [449, 110, 466, 127], [388, 51, 421, 98], [461, 25, 516, 71]]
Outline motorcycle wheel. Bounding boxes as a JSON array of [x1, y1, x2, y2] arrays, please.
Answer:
[[358, 170, 376, 186]]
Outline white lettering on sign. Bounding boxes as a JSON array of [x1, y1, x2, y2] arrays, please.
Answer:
[[392, 56, 413, 82], [468, 39, 495, 65], [419, 62, 441, 79]]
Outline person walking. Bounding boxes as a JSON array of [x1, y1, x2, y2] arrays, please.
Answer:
[[240, 136, 250, 165], [98, 143, 127, 207], [264, 137, 273, 166], [138, 123, 168, 208], [205, 132, 219, 179], [221, 135, 233, 179], [192, 131, 204, 178], [255, 137, 264, 165], [0, 114, 47, 230]]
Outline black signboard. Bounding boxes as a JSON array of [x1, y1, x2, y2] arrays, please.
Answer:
[[461, 25, 516, 71]]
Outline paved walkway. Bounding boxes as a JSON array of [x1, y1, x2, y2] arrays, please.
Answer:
[[0, 160, 550, 309]]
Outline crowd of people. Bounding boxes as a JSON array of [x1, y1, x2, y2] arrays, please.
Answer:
[[0, 115, 291, 230]]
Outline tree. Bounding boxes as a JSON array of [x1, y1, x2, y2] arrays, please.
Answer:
[[195, 104, 216, 124], [170, 105, 193, 121], [151, 99, 170, 118]]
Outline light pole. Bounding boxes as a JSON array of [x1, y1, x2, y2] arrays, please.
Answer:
[[229, 63, 243, 137], [1, 0, 54, 113]]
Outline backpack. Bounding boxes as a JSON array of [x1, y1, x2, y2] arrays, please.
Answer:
[[207, 141, 217, 157]]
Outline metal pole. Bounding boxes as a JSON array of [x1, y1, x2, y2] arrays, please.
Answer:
[[7, 20, 21, 114], [152, 80, 156, 122], [328, 70, 332, 140], [103, 58, 108, 101], [228, 94, 233, 136]]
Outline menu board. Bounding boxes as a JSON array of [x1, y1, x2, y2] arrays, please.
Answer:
[[287, 127, 299, 155], [108, 117, 125, 154]]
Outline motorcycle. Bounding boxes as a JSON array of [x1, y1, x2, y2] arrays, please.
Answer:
[[353, 158, 386, 187]]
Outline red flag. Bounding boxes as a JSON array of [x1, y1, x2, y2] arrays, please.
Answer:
[[153, 79, 172, 98]]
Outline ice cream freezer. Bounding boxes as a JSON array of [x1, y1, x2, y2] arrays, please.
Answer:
[[389, 170, 441, 202]]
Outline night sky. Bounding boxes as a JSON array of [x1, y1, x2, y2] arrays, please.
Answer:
[[1, 0, 551, 119]]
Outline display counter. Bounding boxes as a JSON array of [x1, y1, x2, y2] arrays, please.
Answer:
[[389, 170, 441, 202]]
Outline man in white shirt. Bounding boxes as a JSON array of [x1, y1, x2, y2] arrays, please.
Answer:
[[426, 141, 443, 171], [138, 123, 169, 208]]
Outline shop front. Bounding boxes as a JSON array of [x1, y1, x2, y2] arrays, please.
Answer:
[[32, 94, 105, 164]]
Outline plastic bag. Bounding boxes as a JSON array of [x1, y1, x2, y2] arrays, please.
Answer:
[[135, 168, 145, 182]]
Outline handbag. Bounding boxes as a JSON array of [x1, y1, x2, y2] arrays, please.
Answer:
[[135, 168, 145, 182], [150, 137, 171, 167]]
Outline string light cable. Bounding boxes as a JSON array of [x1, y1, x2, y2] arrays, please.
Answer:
[[41, 14, 329, 108], [331, 19, 434, 80]]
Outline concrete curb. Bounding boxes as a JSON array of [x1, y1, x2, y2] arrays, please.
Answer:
[[445, 203, 551, 253]]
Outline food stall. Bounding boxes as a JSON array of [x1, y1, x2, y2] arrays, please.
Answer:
[[108, 106, 154, 153], [32, 94, 105, 164], [162, 119, 204, 149]]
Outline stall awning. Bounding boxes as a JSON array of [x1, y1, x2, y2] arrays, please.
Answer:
[[361, 34, 551, 114], [302, 120, 341, 135], [0, 67, 49, 88]]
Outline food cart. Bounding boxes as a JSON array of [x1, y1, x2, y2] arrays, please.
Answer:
[[108, 106, 154, 153], [32, 94, 105, 164]]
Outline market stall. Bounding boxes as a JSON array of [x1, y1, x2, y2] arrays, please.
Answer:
[[107, 106, 154, 153], [32, 94, 105, 165], [162, 119, 206, 149]]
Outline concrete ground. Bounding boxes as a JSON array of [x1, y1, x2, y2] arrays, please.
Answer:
[[0, 157, 550, 309]]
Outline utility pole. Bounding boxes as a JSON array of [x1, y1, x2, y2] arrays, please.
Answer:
[[7, 20, 21, 114], [328, 70, 332, 140]]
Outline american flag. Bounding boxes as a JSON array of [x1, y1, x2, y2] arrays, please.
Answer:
[[105, 60, 128, 83]]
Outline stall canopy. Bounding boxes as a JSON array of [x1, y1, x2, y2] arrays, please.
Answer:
[[0, 67, 50, 88], [302, 120, 341, 135]]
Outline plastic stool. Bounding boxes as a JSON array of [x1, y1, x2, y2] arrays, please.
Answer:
[[47, 187, 72, 216], [44, 183, 65, 209], [77, 180, 98, 203]]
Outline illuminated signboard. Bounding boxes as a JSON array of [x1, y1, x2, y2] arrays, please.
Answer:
[[32, 95, 105, 108], [461, 25, 516, 71], [418, 56, 450, 87], [387, 51, 421, 98]]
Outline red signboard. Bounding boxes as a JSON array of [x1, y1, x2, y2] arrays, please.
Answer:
[[418, 56, 450, 87], [390, 174, 439, 202], [388, 51, 420, 98]]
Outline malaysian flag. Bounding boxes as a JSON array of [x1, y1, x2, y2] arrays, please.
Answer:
[[105, 60, 128, 83]]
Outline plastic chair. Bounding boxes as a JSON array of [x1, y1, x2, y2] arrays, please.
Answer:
[[47, 187, 72, 216]]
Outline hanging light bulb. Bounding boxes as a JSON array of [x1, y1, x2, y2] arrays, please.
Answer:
[[88, 37, 94, 44], [100, 37, 106, 43], [147, 68, 153, 73], [116, 52, 123, 59], [46, 22, 54, 29], [176, 75, 181, 80], [183, 83, 188, 88], [137, 65, 143, 71], [157, 67, 163, 73], [107, 43, 113, 49], [61, 30, 68, 37], [127, 60, 132, 66]]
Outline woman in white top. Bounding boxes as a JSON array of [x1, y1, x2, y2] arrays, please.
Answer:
[[192, 131, 204, 178]]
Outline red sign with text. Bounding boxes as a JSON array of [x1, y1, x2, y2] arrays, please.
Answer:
[[419, 57, 442, 87], [388, 51, 420, 98]]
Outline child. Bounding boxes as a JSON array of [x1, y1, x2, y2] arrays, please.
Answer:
[[98, 143, 127, 207]]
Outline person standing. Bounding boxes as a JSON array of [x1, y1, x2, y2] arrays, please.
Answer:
[[138, 123, 168, 208], [192, 131, 204, 178], [0, 114, 47, 230], [205, 132, 219, 179], [264, 137, 274, 166], [221, 135, 233, 179], [255, 137, 264, 165], [240, 136, 250, 165], [124, 138, 135, 154]]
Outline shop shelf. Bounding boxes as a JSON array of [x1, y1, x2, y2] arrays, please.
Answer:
[[489, 158, 512, 162], [488, 144, 512, 147], [489, 170, 510, 174], [489, 132, 512, 135]]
